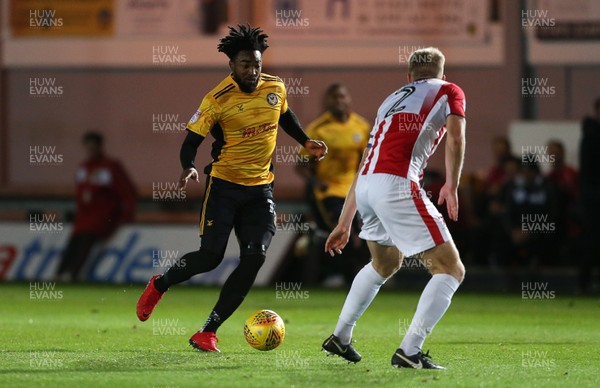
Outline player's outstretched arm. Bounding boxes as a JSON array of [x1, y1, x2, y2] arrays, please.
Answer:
[[438, 114, 466, 221], [279, 108, 328, 160], [179, 130, 204, 189], [325, 148, 368, 256]]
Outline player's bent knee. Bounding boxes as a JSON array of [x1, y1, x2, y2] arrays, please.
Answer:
[[372, 258, 401, 278], [454, 260, 466, 283], [240, 242, 268, 257], [240, 242, 267, 269], [241, 253, 266, 268]]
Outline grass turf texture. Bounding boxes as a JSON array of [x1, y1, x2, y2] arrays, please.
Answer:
[[0, 284, 598, 387]]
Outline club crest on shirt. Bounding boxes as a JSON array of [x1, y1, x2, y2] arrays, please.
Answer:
[[266, 93, 278, 106], [189, 109, 202, 124]]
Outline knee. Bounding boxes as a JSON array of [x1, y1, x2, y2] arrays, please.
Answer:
[[453, 260, 466, 283], [240, 243, 267, 269], [432, 259, 465, 283], [372, 257, 401, 278]]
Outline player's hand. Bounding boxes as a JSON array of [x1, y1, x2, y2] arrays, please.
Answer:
[[438, 183, 459, 221], [179, 168, 199, 189], [325, 224, 351, 257], [304, 139, 328, 161]]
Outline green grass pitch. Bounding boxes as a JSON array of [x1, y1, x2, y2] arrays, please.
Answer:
[[0, 283, 598, 387]]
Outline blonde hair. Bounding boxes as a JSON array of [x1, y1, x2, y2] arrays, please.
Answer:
[[408, 47, 445, 79]]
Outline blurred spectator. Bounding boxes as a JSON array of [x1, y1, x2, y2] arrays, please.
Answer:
[[545, 139, 579, 264], [578, 97, 600, 293], [470, 137, 516, 267], [484, 136, 515, 197], [56, 132, 137, 282], [499, 158, 558, 276], [546, 140, 578, 200], [296, 83, 370, 286], [482, 156, 521, 268]]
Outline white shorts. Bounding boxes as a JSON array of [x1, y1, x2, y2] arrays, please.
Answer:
[[356, 173, 452, 257]]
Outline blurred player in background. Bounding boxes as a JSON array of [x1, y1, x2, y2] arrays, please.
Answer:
[[136, 24, 327, 352], [56, 131, 136, 282], [296, 83, 370, 286], [322, 47, 466, 369]]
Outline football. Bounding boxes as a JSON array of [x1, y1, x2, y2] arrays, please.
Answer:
[[243, 309, 285, 351]]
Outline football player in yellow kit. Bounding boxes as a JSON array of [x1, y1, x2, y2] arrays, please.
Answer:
[[137, 24, 327, 352], [297, 83, 370, 285]]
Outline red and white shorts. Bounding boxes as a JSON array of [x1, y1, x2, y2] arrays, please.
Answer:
[[356, 173, 451, 257]]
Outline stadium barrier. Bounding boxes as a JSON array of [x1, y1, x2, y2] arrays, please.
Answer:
[[0, 223, 293, 285]]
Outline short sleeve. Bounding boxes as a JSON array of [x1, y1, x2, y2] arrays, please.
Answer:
[[187, 95, 219, 137], [279, 82, 288, 114], [445, 83, 466, 118]]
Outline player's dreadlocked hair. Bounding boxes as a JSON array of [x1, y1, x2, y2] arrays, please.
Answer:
[[217, 24, 269, 60]]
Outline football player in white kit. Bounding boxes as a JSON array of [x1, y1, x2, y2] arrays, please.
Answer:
[[322, 47, 466, 369]]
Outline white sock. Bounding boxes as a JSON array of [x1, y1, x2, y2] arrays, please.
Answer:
[[400, 273, 460, 356], [333, 262, 387, 344]]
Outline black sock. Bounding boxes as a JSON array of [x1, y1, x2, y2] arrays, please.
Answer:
[[154, 249, 223, 293], [201, 311, 222, 333], [153, 274, 170, 293], [200, 253, 265, 333]]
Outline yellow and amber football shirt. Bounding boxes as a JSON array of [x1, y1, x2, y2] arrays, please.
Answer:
[[302, 111, 370, 200], [187, 73, 288, 186]]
